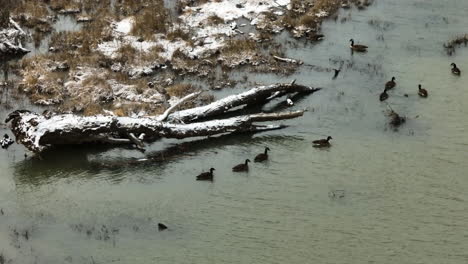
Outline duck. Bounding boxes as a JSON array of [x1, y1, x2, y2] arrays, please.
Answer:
[[349, 39, 368, 52], [451, 63, 461, 75], [286, 96, 294, 106], [232, 159, 250, 172], [196, 168, 215, 181], [385, 77, 396, 90], [332, 69, 340, 79], [254, 147, 270, 162], [158, 223, 168, 231], [418, 84, 428, 98], [313, 136, 332, 148], [379, 88, 389, 102]]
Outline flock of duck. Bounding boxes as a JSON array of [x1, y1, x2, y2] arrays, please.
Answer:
[[196, 38, 462, 182], [350, 39, 462, 102], [195, 136, 334, 181]]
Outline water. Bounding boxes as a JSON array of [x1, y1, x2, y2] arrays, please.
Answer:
[[2, 1, 468, 263]]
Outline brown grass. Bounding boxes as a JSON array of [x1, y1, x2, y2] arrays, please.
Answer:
[[131, 1, 169, 40], [166, 83, 194, 97], [0, 0, 12, 27], [49, 0, 80, 11], [222, 39, 258, 54], [83, 103, 104, 116], [167, 28, 191, 42], [207, 15, 224, 25]]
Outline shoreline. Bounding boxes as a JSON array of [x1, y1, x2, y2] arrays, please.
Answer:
[[1, 0, 369, 117]]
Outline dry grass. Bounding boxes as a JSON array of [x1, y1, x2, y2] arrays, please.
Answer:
[[283, 0, 342, 29], [222, 39, 258, 55], [0, 0, 12, 27], [207, 15, 224, 25], [116, 44, 138, 63], [13, 1, 49, 18], [49, 0, 80, 11], [166, 83, 194, 97], [83, 103, 104, 116], [167, 28, 191, 42], [12, 1, 52, 31], [131, 1, 169, 40]]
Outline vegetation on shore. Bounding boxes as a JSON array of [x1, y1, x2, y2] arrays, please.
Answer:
[[4, 0, 372, 116]]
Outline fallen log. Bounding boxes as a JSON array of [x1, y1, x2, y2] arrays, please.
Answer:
[[8, 110, 305, 152], [7, 82, 320, 153], [272, 55, 304, 65], [167, 82, 320, 122]]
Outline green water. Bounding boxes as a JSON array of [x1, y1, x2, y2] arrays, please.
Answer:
[[2, 1, 468, 263]]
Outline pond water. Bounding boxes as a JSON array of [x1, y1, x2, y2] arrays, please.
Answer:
[[2, 1, 468, 263]]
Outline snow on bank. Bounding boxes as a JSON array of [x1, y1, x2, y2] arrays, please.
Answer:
[[180, 0, 290, 28], [64, 67, 165, 106], [97, 0, 291, 62], [0, 18, 29, 56], [97, 18, 223, 62]]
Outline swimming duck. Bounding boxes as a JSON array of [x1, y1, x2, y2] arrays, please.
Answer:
[[196, 168, 215, 181], [451, 63, 461, 75], [254, 147, 270, 162], [385, 77, 396, 90], [349, 39, 368, 52], [286, 96, 294, 106], [418, 84, 428, 98], [379, 88, 389, 102], [158, 223, 168, 231], [232, 159, 250, 172], [313, 136, 332, 148]]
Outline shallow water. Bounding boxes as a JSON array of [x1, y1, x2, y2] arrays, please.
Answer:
[[2, 1, 468, 263]]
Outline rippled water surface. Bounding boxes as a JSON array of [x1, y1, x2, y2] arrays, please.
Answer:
[[2, 1, 468, 263]]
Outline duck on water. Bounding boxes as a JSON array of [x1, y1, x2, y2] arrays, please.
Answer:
[[313, 136, 332, 148], [379, 88, 389, 102], [232, 159, 250, 172], [349, 39, 368, 52], [196, 168, 215, 181], [418, 84, 428, 98], [385, 77, 396, 90], [451, 63, 461, 75], [254, 147, 270, 162]]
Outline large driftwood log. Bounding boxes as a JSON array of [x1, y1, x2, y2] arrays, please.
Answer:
[[167, 81, 320, 122], [7, 82, 320, 152]]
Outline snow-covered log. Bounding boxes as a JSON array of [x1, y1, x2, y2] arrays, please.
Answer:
[[7, 110, 305, 152], [167, 82, 320, 122], [7, 82, 320, 153], [272, 55, 304, 65], [0, 18, 29, 57]]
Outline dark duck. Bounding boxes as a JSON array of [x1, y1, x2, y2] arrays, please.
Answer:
[[313, 136, 332, 148], [385, 77, 396, 90], [254, 147, 270, 162], [349, 39, 368, 52], [196, 168, 215, 181], [379, 88, 389, 102], [418, 84, 428, 98], [232, 159, 250, 172], [451, 63, 461, 75]]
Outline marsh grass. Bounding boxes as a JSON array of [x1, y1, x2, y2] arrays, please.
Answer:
[[222, 39, 258, 55], [130, 0, 169, 40], [166, 83, 194, 97], [49, 0, 80, 11], [207, 15, 224, 25]]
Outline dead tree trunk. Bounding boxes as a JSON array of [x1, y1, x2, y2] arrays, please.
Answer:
[[6, 82, 321, 153]]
